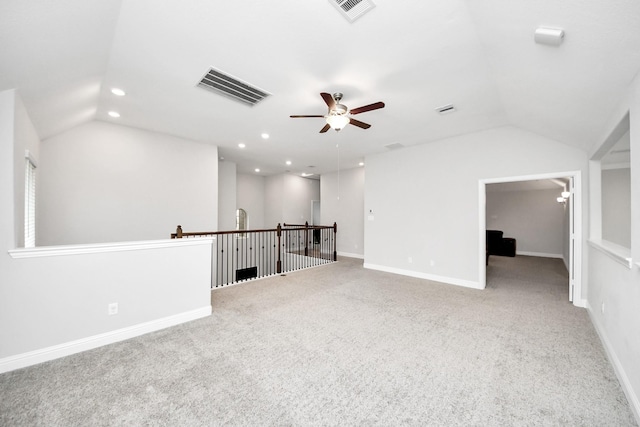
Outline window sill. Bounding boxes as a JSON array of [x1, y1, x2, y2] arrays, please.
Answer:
[[588, 239, 633, 269], [8, 237, 215, 259]]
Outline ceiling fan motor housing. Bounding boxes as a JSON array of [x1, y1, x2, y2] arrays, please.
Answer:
[[332, 103, 348, 115]]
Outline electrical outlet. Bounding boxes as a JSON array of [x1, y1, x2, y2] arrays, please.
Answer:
[[108, 303, 118, 315]]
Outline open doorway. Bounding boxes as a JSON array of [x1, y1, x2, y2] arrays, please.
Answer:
[[479, 172, 582, 306], [311, 200, 321, 225]]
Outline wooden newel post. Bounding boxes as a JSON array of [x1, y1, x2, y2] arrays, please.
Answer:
[[276, 223, 282, 274], [176, 225, 183, 239], [304, 221, 309, 257], [333, 222, 337, 261]]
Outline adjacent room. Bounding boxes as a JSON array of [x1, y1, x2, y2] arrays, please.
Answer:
[[1, 0, 639, 425], [485, 178, 574, 298]]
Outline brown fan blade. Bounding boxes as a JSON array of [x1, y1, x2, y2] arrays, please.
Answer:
[[290, 115, 325, 118], [320, 92, 335, 110], [349, 102, 385, 115], [319, 123, 331, 133], [349, 118, 371, 129]]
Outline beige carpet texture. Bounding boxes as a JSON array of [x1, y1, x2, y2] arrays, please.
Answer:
[[1, 256, 637, 426]]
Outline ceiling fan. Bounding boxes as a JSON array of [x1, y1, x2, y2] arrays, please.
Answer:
[[290, 92, 385, 133]]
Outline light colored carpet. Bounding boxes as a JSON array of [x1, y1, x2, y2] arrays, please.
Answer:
[[1, 256, 637, 426]]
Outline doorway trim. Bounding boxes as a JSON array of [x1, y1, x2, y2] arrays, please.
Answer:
[[478, 170, 584, 307]]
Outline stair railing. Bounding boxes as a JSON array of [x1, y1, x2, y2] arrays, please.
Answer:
[[171, 222, 336, 288]]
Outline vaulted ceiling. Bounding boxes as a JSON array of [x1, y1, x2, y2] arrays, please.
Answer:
[[2, 0, 640, 176]]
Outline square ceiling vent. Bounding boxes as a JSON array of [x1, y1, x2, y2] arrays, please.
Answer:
[[330, 0, 376, 23], [197, 68, 270, 107]]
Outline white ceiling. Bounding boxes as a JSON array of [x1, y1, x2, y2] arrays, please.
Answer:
[[2, 0, 640, 176]]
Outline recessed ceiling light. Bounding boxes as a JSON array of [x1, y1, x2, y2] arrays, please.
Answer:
[[301, 173, 314, 177], [238, 143, 246, 148], [359, 162, 364, 166], [286, 160, 292, 166], [255, 168, 260, 173], [111, 88, 126, 96], [108, 111, 120, 118], [261, 133, 269, 139]]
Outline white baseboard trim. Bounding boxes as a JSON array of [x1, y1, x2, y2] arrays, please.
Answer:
[[516, 251, 564, 259], [363, 263, 482, 290], [573, 298, 587, 308], [586, 302, 640, 424], [0, 306, 212, 374], [337, 251, 364, 259]]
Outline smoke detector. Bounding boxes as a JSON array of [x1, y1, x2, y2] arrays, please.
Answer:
[[534, 27, 565, 46]]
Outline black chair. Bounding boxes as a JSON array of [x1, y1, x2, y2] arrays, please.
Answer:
[[486, 230, 516, 265]]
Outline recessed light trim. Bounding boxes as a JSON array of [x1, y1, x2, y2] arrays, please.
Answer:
[[286, 160, 292, 166], [261, 133, 269, 139], [359, 162, 364, 166], [254, 168, 260, 173], [238, 143, 246, 148], [111, 88, 125, 96], [108, 111, 120, 118]]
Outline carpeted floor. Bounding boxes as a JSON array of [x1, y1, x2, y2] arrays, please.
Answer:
[[1, 256, 637, 426]]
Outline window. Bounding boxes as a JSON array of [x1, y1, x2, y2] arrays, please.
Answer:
[[24, 153, 36, 248], [236, 208, 247, 234], [600, 127, 631, 249]]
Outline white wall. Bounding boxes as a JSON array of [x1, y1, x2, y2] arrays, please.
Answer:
[[601, 167, 631, 248], [218, 161, 237, 231], [0, 91, 212, 370], [321, 167, 364, 258], [264, 174, 320, 226], [586, 76, 640, 421], [364, 126, 588, 292], [237, 173, 265, 229], [282, 174, 320, 225], [486, 188, 565, 257], [264, 174, 284, 227], [0, 90, 17, 250], [1, 240, 213, 370], [38, 121, 218, 245]]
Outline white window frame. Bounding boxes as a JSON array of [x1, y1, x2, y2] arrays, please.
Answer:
[[24, 150, 37, 248]]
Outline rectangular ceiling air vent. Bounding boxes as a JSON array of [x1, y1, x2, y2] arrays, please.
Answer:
[[385, 143, 404, 150], [330, 0, 376, 23], [197, 68, 270, 106]]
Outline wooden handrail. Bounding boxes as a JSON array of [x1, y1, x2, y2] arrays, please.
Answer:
[[171, 223, 336, 239], [282, 223, 333, 229]]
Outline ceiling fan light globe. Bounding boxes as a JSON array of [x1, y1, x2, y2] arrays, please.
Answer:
[[326, 114, 350, 131]]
